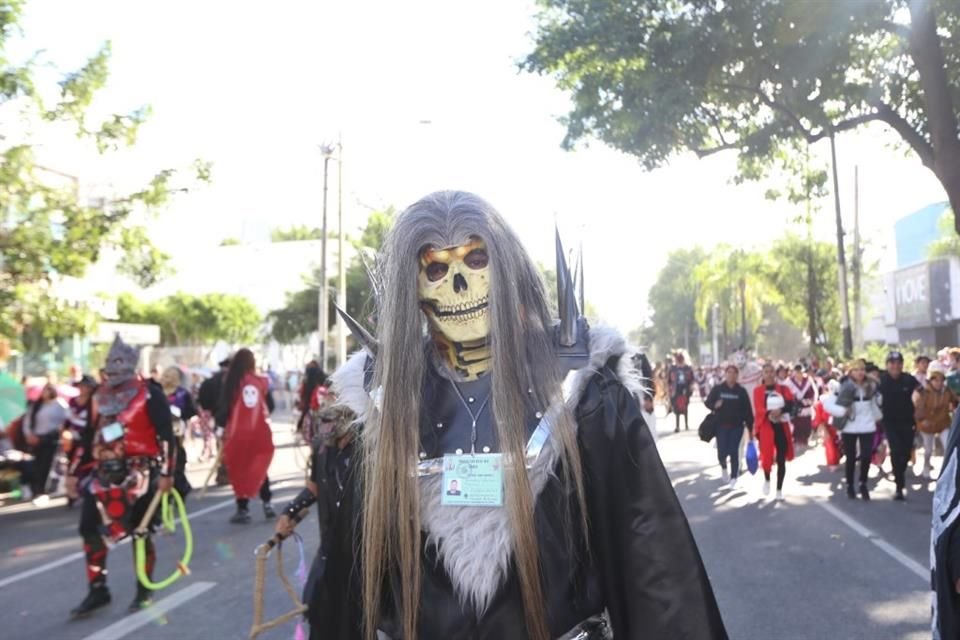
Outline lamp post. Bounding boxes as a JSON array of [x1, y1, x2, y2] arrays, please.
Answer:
[[336, 135, 346, 369], [319, 142, 337, 369]]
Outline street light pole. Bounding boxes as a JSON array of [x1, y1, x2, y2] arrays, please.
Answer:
[[336, 135, 347, 369], [319, 143, 336, 369]]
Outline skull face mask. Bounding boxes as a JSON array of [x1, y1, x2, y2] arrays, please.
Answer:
[[418, 237, 491, 344]]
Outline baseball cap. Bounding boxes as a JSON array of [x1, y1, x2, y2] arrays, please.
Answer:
[[887, 351, 904, 363], [74, 374, 98, 388]]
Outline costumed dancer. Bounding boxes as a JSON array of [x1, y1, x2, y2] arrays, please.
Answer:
[[302, 192, 726, 639], [812, 379, 843, 468], [753, 362, 795, 501], [219, 349, 276, 524], [668, 350, 695, 432], [70, 336, 176, 618]]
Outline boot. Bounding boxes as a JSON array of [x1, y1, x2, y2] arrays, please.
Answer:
[[230, 507, 251, 524], [846, 484, 856, 499], [860, 483, 871, 501], [70, 585, 111, 618], [263, 503, 276, 519], [128, 583, 153, 613], [894, 488, 905, 501]]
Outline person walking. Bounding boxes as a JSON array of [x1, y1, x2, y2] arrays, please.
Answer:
[[879, 351, 921, 501], [915, 362, 958, 480], [20, 383, 68, 502], [669, 351, 695, 432], [753, 363, 795, 501], [915, 355, 932, 389], [160, 366, 197, 498], [826, 360, 881, 500], [705, 365, 754, 490], [785, 364, 817, 447], [218, 349, 276, 523]]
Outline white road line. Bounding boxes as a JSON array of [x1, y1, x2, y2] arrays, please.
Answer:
[[0, 498, 234, 590], [80, 581, 217, 640], [816, 500, 928, 581]]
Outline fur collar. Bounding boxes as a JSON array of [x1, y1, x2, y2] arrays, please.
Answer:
[[328, 324, 636, 616]]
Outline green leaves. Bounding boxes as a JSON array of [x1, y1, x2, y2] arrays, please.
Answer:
[[118, 292, 262, 346]]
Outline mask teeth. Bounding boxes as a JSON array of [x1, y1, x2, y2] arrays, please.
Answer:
[[434, 296, 489, 314]]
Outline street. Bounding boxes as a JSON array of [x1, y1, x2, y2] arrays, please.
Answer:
[[0, 404, 935, 640]]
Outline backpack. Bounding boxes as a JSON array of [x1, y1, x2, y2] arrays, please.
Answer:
[[698, 412, 719, 443]]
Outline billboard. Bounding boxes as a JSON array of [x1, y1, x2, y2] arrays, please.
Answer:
[[894, 259, 953, 329]]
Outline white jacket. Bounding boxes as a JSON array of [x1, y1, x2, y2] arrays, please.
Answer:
[[823, 384, 882, 434]]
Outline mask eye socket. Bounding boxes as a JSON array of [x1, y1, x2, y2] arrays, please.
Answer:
[[464, 249, 489, 270], [425, 262, 449, 282]]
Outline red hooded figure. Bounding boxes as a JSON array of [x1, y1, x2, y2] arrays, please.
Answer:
[[224, 373, 274, 499]]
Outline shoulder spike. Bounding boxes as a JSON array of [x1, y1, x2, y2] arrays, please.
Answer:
[[555, 226, 579, 347], [334, 303, 379, 356]]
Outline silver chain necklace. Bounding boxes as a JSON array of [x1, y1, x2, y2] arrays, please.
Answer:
[[448, 379, 491, 455]]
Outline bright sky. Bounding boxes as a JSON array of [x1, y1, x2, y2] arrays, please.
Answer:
[[13, 0, 950, 334]]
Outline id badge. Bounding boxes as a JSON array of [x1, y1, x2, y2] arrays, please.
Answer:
[[101, 422, 125, 443], [441, 453, 503, 508]]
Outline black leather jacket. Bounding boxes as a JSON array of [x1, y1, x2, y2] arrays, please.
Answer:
[[308, 357, 727, 639]]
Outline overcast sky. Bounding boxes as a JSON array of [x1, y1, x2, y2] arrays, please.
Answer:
[[12, 0, 949, 333]]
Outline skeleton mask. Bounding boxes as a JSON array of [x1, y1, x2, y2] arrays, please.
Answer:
[[242, 384, 260, 409], [418, 237, 490, 343]]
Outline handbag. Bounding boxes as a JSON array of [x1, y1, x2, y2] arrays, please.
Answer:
[[698, 413, 718, 443], [746, 440, 759, 475]]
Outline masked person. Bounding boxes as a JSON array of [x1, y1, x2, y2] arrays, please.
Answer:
[[302, 192, 726, 640], [70, 336, 176, 618], [219, 349, 276, 524], [669, 351, 695, 432]]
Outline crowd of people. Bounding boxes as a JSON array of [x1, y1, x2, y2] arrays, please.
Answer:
[[658, 347, 956, 503]]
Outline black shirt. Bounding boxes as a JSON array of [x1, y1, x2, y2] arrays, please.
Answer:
[[878, 372, 920, 426], [705, 382, 754, 429]]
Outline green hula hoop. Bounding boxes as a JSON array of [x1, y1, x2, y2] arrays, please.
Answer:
[[135, 489, 193, 591]]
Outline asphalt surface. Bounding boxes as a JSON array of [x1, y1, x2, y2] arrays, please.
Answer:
[[0, 403, 937, 639]]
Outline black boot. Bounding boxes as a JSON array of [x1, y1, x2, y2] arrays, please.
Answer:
[[894, 488, 905, 501], [70, 585, 111, 619], [128, 583, 152, 613], [230, 507, 251, 524], [846, 484, 856, 499], [859, 483, 871, 501], [263, 503, 276, 519]]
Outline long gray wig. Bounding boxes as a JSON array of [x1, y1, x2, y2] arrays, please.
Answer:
[[361, 191, 587, 640]]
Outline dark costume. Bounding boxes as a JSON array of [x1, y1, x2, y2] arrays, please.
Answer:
[[669, 361, 694, 432], [932, 409, 960, 639], [70, 336, 176, 618], [307, 327, 726, 639]]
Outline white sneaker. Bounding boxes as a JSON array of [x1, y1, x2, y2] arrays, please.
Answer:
[[775, 491, 785, 502], [722, 469, 730, 483], [762, 481, 771, 496], [728, 477, 738, 491], [31, 494, 49, 507]]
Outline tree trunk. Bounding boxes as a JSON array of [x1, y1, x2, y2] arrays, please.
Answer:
[[908, 0, 960, 231]]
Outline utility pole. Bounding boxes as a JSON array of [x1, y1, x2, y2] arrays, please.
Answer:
[[852, 165, 863, 352], [712, 303, 719, 366], [829, 130, 854, 359], [336, 135, 347, 369], [319, 143, 336, 370]]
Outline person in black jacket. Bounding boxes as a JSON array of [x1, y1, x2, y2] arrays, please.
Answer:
[[706, 365, 754, 490], [878, 351, 921, 501]]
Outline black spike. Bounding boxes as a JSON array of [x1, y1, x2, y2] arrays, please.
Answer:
[[334, 303, 379, 356], [555, 226, 579, 347]]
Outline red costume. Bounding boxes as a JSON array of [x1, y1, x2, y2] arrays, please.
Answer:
[[223, 373, 274, 499], [752, 383, 795, 474]]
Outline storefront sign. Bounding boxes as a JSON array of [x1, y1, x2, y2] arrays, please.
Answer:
[[894, 260, 953, 329]]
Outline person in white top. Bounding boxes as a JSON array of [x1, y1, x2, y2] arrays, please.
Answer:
[[824, 359, 882, 501]]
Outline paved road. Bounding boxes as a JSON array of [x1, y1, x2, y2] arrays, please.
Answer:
[[0, 404, 937, 639]]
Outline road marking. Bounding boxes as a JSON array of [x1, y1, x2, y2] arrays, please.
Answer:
[[0, 497, 234, 590], [816, 500, 928, 581], [80, 581, 216, 640]]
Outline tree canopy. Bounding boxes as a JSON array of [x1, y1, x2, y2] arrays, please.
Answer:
[[525, 0, 960, 229], [270, 225, 325, 242], [117, 292, 261, 346], [0, 0, 208, 351]]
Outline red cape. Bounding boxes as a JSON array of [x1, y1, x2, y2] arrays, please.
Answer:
[[753, 383, 795, 473], [223, 373, 274, 499]]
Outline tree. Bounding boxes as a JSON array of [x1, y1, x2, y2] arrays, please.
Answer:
[[928, 208, 960, 258], [270, 225, 324, 242], [219, 237, 241, 247], [118, 292, 261, 346], [768, 234, 841, 355], [268, 208, 397, 344], [692, 247, 781, 353], [0, 2, 208, 349], [525, 0, 960, 230], [642, 248, 706, 359]]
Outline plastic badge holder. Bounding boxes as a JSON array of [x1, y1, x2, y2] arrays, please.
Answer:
[[101, 422, 124, 443]]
